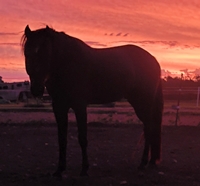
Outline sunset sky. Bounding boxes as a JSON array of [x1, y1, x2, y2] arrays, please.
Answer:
[[1, 0, 200, 82]]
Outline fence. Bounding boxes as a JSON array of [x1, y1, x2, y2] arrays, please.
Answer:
[[163, 87, 200, 106], [197, 87, 200, 107]]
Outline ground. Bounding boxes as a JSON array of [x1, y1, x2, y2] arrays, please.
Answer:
[[0, 105, 200, 185], [0, 102, 200, 186]]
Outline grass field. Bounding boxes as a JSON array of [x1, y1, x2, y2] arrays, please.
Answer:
[[0, 99, 199, 111], [0, 100, 199, 127]]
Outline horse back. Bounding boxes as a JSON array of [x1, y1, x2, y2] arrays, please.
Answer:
[[85, 45, 161, 103]]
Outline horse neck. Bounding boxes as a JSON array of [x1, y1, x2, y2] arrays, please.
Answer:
[[69, 35, 92, 52], [49, 33, 92, 75]]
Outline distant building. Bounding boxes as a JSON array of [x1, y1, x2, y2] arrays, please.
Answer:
[[0, 81, 30, 90], [0, 81, 30, 101]]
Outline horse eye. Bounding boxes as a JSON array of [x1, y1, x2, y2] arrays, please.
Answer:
[[25, 46, 39, 57], [35, 47, 39, 54], [35, 66, 41, 72]]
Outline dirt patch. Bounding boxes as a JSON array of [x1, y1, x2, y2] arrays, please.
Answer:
[[0, 107, 200, 126], [0, 121, 200, 186]]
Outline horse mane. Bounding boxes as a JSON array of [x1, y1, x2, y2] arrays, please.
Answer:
[[21, 25, 92, 58], [20, 33, 27, 53], [20, 26, 56, 53]]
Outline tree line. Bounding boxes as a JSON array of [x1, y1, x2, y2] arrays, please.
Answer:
[[162, 75, 200, 88]]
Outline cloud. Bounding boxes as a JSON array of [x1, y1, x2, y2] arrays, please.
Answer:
[[128, 40, 180, 48], [0, 44, 21, 65], [86, 41, 107, 47], [180, 69, 189, 74], [123, 33, 129, 37], [0, 32, 21, 36], [161, 69, 173, 77], [0, 43, 20, 46], [104, 32, 129, 37], [189, 68, 200, 76], [109, 40, 200, 50]]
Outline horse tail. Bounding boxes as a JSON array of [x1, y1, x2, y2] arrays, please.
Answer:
[[150, 79, 163, 163]]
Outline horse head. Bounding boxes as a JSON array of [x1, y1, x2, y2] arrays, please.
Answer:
[[22, 25, 53, 97]]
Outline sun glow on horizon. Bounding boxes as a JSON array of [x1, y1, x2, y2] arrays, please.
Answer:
[[1, 33, 200, 83]]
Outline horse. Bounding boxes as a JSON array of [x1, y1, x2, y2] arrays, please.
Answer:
[[21, 25, 163, 177]]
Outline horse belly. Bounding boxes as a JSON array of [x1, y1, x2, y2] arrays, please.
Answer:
[[89, 91, 123, 104], [88, 76, 130, 104]]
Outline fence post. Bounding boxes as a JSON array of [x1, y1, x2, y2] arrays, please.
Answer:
[[197, 87, 200, 107], [175, 73, 183, 126]]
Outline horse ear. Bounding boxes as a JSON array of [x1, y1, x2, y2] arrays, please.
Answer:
[[25, 25, 31, 37], [45, 25, 54, 37]]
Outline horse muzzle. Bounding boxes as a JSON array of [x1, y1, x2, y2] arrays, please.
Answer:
[[30, 84, 44, 98]]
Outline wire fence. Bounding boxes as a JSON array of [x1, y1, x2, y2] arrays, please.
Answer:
[[163, 87, 200, 106]]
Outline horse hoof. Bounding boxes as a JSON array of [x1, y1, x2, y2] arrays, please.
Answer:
[[52, 171, 62, 179], [138, 164, 146, 171], [148, 163, 158, 170], [138, 170, 145, 177], [80, 171, 89, 177]]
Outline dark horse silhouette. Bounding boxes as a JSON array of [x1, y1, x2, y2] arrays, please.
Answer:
[[21, 25, 163, 177]]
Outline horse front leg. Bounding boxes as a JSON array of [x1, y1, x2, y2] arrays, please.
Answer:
[[74, 106, 89, 176], [52, 100, 69, 178], [138, 125, 151, 170]]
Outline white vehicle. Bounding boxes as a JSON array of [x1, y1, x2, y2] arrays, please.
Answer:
[[0, 96, 11, 104], [0, 81, 30, 101]]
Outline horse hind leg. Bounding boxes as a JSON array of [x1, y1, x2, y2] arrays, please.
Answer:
[[149, 81, 163, 165], [128, 82, 163, 169], [128, 96, 153, 169]]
